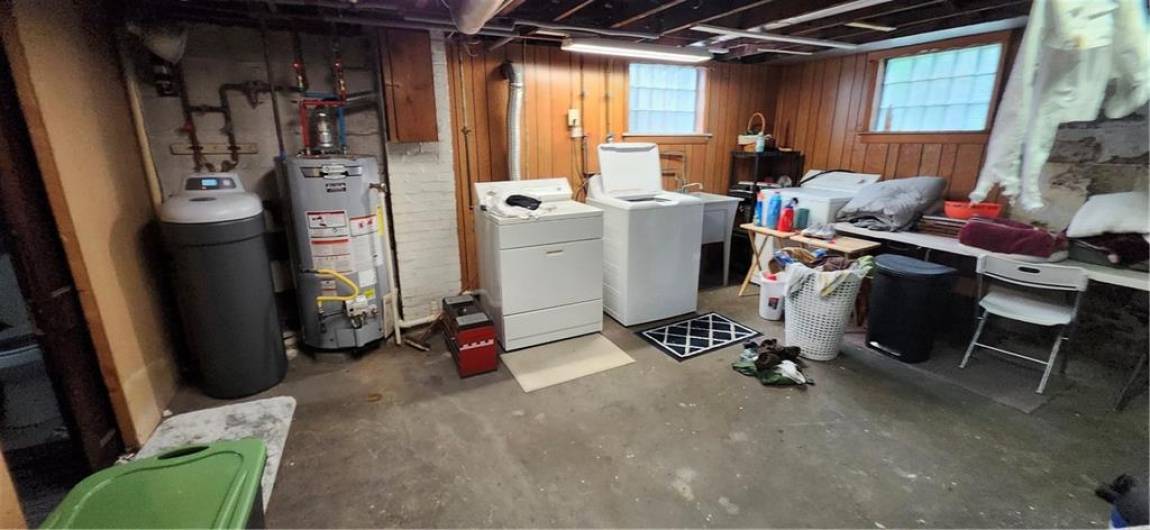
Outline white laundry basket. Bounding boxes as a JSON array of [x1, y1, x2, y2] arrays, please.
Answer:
[[784, 266, 864, 361]]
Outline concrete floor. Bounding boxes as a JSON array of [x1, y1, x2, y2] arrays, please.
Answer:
[[174, 286, 1148, 528]]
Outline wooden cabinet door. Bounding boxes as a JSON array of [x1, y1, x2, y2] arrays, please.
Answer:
[[380, 29, 439, 143]]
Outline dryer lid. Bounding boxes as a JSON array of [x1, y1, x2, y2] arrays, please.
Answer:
[[597, 143, 663, 199]]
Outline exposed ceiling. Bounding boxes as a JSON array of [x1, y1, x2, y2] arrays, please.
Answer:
[[128, 0, 1033, 62]]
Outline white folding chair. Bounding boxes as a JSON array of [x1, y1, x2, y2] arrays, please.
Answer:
[[960, 255, 1088, 394]]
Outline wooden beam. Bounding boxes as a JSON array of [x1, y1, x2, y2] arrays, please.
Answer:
[[610, 0, 689, 28], [554, 0, 596, 21], [0, 451, 24, 529], [805, 0, 1029, 42], [660, 0, 781, 35], [497, 0, 529, 17]]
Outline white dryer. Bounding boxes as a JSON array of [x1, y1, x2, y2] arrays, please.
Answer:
[[588, 143, 704, 327], [474, 178, 603, 350]]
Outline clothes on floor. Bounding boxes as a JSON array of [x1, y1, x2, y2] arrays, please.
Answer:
[[732, 338, 813, 386], [971, 0, 1150, 210]]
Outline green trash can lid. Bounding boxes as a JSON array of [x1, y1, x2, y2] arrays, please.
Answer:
[[42, 439, 267, 530]]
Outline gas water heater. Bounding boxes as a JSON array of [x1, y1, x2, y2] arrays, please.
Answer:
[[284, 156, 390, 350]]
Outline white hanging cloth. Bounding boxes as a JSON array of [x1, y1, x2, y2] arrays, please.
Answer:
[[970, 0, 1149, 210]]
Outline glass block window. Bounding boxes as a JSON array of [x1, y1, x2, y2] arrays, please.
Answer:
[[871, 43, 1002, 132], [628, 63, 704, 134]]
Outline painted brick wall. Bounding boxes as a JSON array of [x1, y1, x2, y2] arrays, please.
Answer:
[[384, 32, 461, 320]]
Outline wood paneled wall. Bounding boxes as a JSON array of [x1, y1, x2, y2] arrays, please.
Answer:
[[447, 41, 778, 289], [772, 31, 1020, 201]]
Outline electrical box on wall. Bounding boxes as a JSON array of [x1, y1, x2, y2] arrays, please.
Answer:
[[566, 108, 580, 127]]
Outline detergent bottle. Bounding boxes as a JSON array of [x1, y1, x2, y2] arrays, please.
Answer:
[[765, 192, 782, 229], [777, 198, 797, 232], [753, 190, 766, 226]]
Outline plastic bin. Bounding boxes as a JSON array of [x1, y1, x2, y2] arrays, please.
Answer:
[[866, 254, 956, 363], [759, 271, 785, 320], [42, 439, 267, 529]]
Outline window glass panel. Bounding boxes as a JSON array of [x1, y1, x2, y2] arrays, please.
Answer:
[[628, 63, 703, 133], [977, 45, 1001, 74], [871, 42, 1001, 132], [954, 47, 980, 76], [964, 103, 989, 130], [923, 106, 946, 129], [907, 81, 929, 106], [930, 51, 957, 78], [885, 57, 912, 83], [882, 82, 908, 107], [947, 76, 973, 104], [943, 104, 966, 130], [910, 55, 934, 81], [971, 74, 996, 102], [926, 78, 950, 105]]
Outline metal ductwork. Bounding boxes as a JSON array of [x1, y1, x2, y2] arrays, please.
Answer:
[[445, 0, 504, 35], [502, 61, 524, 181]]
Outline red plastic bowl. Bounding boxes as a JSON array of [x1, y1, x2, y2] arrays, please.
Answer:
[[945, 201, 1002, 219]]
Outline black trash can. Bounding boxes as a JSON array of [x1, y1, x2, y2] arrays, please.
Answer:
[[867, 254, 956, 363]]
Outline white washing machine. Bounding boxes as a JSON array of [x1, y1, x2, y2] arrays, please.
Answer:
[[474, 178, 603, 350], [588, 143, 704, 326]]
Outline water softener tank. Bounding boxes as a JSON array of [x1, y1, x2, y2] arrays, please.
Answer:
[[160, 173, 287, 398], [284, 156, 390, 350]]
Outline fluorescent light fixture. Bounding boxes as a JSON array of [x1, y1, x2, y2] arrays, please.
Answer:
[[561, 38, 712, 63], [692, 25, 858, 49], [845, 21, 897, 32]]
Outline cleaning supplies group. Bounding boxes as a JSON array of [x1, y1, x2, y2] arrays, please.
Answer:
[[754, 191, 798, 231]]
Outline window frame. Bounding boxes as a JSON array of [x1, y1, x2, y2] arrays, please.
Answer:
[[859, 31, 1012, 144], [624, 63, 709, 136]]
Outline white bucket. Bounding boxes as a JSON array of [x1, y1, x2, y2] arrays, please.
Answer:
[[758, 271, 786, 320]]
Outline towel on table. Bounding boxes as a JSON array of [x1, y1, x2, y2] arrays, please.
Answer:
[[958, 216, 1066, 258]]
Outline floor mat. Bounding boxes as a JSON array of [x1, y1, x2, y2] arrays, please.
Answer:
[[638, 312, 760, 361], [502, 334, 635, 392], [136, 396, 296, 509]]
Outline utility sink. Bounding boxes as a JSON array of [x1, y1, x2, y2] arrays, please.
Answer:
[[689, 191, 740, 245], [689, 191, 740, 286]]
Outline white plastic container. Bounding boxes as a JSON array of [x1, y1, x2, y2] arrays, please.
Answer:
[[758, 271, 786, 320]]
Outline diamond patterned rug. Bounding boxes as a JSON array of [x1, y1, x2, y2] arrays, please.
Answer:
[[637, 312, 760, 362]]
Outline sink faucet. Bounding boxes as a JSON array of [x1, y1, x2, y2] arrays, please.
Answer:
[[674, 174, 703, 193]]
